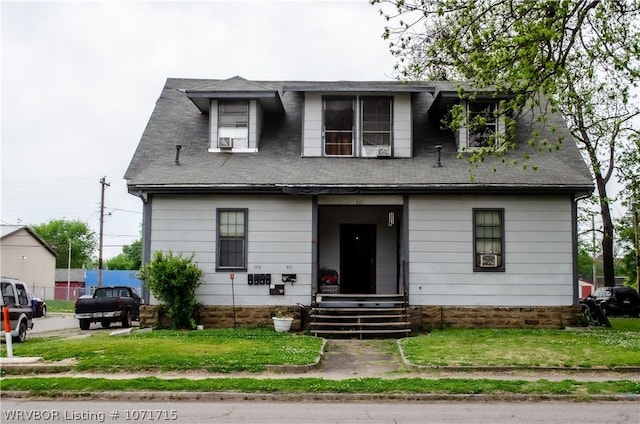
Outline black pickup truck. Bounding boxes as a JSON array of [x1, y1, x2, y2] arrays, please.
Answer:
[[74, 286, 142, 330]]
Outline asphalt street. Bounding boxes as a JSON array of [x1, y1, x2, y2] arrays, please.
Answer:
[[1, 399, 638, 424], [29, 313, 77, 335], [29, 313, 138, 337]]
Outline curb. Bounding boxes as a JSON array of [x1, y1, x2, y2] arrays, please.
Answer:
[[2, 390, 639, 403]]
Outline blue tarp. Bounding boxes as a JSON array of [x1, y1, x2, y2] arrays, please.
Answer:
[[84, 270, 142, 295]]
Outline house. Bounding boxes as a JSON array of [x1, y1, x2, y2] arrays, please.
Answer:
[[125, 76, 593, 331], [54, 268, 86, 300], [1, 225, 57, 298]]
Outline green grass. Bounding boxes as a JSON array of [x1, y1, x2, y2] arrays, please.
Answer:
[[401, 318, 640, 368], [3, 328, 324, 372], [2, 320, 639, 396], [44, 300, 74, 313], [1, 376, 638, 397], [609, 317, 640, 331]]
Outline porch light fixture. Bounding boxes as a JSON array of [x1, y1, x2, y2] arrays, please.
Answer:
[[388, 211, 395, 227]]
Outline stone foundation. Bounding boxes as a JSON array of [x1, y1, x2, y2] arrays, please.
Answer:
[[141, 304, 581, 331], [415, 305, 582, 330], [140, 305, 303, 331]]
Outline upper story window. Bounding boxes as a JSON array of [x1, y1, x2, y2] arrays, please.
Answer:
[[218, 101, 249, 149], [362, 98, 392, 148], [459, 100, 506, 151], [324, 98, 354, 156], [323, 96, 393, 157], [467, 102, 497, 148]]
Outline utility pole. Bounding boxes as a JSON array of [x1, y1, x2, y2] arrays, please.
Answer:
[[633, 192, 639, 293], [592, 214, 597, 289], [98, 176, 110, 288]]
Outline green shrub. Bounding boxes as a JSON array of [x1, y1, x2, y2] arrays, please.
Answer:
[[139, 251, 204, 329]]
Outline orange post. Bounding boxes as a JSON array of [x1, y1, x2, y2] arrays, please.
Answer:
[[2, 306, 10, 333], [3, 305, 13, 357]]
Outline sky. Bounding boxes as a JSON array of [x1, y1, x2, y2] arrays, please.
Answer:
[[1, 0, 398, 260]]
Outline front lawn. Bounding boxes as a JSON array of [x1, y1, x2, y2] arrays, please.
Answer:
[[3, 318, 638, 372], [2, 328, 324, 373], [401, 318, 640, 368]]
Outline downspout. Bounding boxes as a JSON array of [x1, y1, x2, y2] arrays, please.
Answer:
[[131, 190, 152, 305], [402, 195, 410, 298], [573, 193, 590, 306], [311, 195, 318, 298], [141, 196, 152, 305]]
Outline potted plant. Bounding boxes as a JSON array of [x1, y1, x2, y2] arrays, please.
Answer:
[[272, 309, 293, 332]]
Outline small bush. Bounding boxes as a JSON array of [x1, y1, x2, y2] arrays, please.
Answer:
[[139, 251, 204, 329]]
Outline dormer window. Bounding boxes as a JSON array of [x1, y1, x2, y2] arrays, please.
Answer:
[[467, 102, 497, 148], [323, 96, 393, 157], [184, 76, 284, 154], [362, 98, 392, 153], [458, 100, 508, 151], [218, 101, 249, 149], [324, 98, 354, 156], [428, 90, 512, 153]]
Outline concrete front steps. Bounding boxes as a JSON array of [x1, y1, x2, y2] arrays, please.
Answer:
[[310, 293, 411, 339]]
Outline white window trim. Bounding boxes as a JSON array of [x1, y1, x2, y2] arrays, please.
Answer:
[[209, 100, 259, 153], [458, 100, 506, 152], [322, 95, 394, 158]]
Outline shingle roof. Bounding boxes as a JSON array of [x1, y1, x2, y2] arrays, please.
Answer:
[[124, 78, 594, 195]]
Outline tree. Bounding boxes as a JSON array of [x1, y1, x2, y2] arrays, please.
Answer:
[[373, 0, 640, 287], [105, 239, 142, 270], [105, 254, 135, 271], [31, 219, 97, 268], [616, 201, 640, 288], [139, 251, 203, 329], [617, 132, 640, 290]]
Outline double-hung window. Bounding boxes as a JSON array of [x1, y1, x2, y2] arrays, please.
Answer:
[[324, 98, 354, 156], [218, 101, 249, 148], [467, 102, 498, 148], [323, 96, 393, 157], [217, 209, 248, 270], [361, 97, 392, 148], [473, 208, 504, 271]]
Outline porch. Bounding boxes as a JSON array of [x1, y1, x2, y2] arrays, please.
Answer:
[[309, 293, 411, 338]]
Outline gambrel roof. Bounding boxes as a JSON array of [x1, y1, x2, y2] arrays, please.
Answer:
[[125, 77, 593, 196]]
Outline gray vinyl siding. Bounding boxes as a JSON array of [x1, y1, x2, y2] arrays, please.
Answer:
[[149, 194, 313, 306], [303, 93, 322, 156], [408, 194, 574, 306], [392, 93, 412, 157]]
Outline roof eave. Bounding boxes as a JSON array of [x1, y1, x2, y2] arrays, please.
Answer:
[[185, 91, 285, 114], [128, 183, 593, 197]]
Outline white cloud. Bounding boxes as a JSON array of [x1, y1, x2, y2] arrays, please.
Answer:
[[1, 0, 397, 259]]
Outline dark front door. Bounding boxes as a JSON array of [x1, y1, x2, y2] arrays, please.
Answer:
[[340, 224, 376, 294]]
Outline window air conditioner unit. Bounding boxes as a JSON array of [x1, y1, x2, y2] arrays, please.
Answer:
[[479, 254, 498, 268], [218, 137, 233, 149], [376, 145, 392, 157]]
